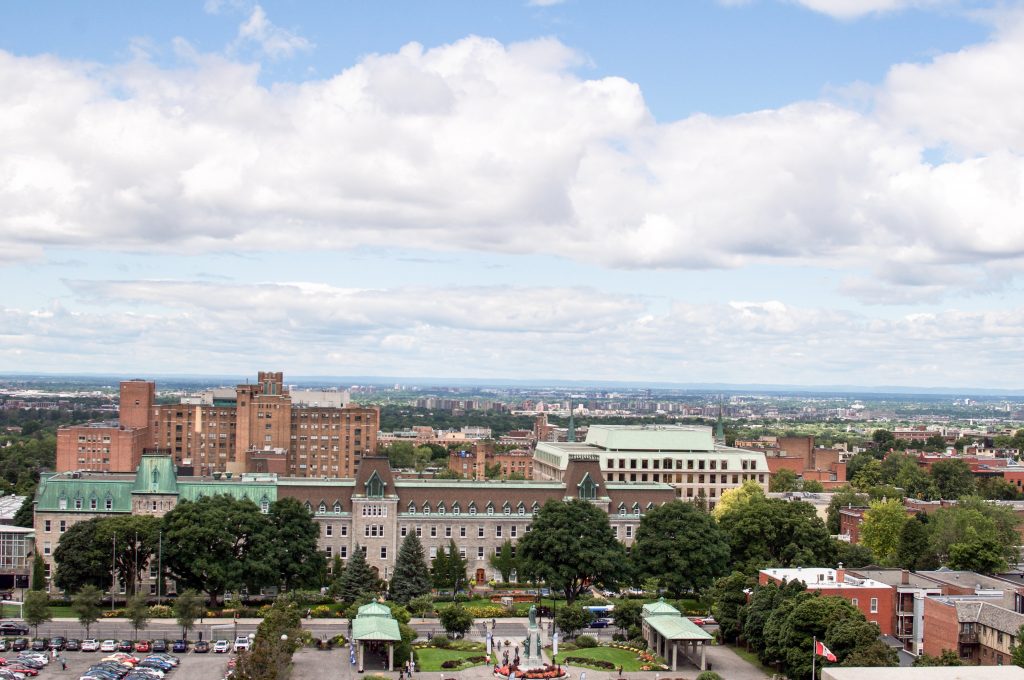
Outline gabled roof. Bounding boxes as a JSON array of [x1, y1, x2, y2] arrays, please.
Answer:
[[352, 601, 401, 641], [642, 598, 681, 617], [132, 455, 178, 495]]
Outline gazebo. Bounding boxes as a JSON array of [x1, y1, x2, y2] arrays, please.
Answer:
[[352, 601, 402, 672], [641, 599, 712, 672]]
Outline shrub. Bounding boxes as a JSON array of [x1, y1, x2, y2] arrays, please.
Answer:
[[310, 605, 331, 617], [441, 659, 463, 669], [257, 604, 273, 617], [147, 605, 173, 618], [696, 673, 723, 680], [565, 657, 615, 669], [611, 632, 625, 642], [431, 634, 452, 649], [575, 635, 598, 648], [466, 655, 487, 663], [627, 637, 647, 650], [626, 624, 642, 640]]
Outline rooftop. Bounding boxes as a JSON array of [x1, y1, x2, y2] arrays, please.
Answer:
[[822, 667, 1024, 680], [760, 568, 892, 591]]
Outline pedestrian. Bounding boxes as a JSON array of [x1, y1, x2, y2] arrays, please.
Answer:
[[618, 665, 624, 677], [581, 672, 587, 680], [60, 654, 67, 670]]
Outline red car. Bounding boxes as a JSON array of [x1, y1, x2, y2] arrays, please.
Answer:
[[135, 640, 152, 653], [7, 666, 40, 676]]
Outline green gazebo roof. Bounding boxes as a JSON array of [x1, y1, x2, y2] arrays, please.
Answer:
[[642, 598, 682, 617], [352, 602, 401, 641]]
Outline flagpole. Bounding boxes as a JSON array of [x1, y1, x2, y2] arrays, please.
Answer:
[[812, 636, 816, 680]]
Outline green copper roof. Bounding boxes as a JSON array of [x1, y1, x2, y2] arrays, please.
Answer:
[[352, 602, 400, 641], [178, 481, 276, 506], [36, 477, 133, 513], [645, 615, 712, 641], [642, 598, 681, 617], [357, 602, 392, 617], [132, 455, 179, 494]]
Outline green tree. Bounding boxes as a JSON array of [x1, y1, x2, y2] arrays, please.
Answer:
[[407, 594, 435, 617], [931, 459, 976, 500], [162, 495, 275, 605], [23, 590, 51, 635], [879, 453, 934, 498], [859, 498, 908, 564], [430, 543, 451, 592], [852, 460, 883, 490], [438, 604, 474, 637], [718, 496, 835, 574], [53, 517, 114, 593], [896, 514, 937, 571], [72, 585, 103, 637], [769, 469, 799, 492], [234, 595, 303, 680], [488, 540, 517, 584], [612, 598, 642, 634], [834, 540, 875, 568], [713, 479, 765, 519], [802, 479, 825, 493], [267, 498, 325, 591], [385, 442, 417, 469], [125, 593, 150, 639], [390, 534, 432, 605], [173, 589, 205, 639], [826, 488, 869, 534], [12, 495, 34, 528], [915, 649, 963, 666], [30, 550, 46, 591], [337, 545, 378, 602], [948, 528, 1007, 572], [695, 673, 723, 680], [872, 429, 895, 447], [631, 501, 730, 596], [516, 499, 628, 604], [555, 604, 593, 639], [711, 572, 752, 644], [930, 497, 1019, 568], [1012, 623, 1024, 667]]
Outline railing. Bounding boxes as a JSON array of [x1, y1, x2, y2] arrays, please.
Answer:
[[959, 632, 978, 644]]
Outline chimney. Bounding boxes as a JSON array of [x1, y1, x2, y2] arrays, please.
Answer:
[[902, 569, 910, 585], [836, 562, 846, 583]]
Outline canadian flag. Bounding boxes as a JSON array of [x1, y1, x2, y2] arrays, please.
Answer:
[[815, 639, 837, 662]]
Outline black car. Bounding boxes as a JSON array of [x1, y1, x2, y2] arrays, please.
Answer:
[[49, 636, 67, 650], [151, 639, 168, 653], [118, 639, 134, 652], [172, 639, 188, 653], [30, 638, 47, 651], [194, 640, 210, 653], [0, 621, 29, 636], [11, 637, 28, 651], [65, 638, 82, 651]]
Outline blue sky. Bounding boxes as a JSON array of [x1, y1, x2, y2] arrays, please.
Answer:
[[1, 0, 1023, 388]]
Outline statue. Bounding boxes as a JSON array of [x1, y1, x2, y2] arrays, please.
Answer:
[[524, 636, 531, 658], [528, 604, 537, 628]]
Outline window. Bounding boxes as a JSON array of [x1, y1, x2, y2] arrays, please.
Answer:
[[44, 520, 51, 532], [503, 502, 512, 515], [496, 525, 503, 537], [59, 520, 66, 533], [43, 541, 51, 556], [460, 526, 467, 538], [511, 525, 518, 538], [486, 502, 494, 515], [445, 526, 452, 538], [415, 526, 422, 537], [401, 526, 408, 537], [318, 502, 327, 513], [380, 546, 387, 560], [452, 503, 461, 515], [325, 546, 333, 557], [459, 547, 466, 559], [429, 547, 437, 559], [340, 546, 348, 558], [478, 527, 484, 538], [334, 501, 342, 513], [625, 526, 633, 538], [341, 525, 348, 537], [468, 503, 477, 515], [430, 526, 437, 538], [90, 497, 98, 510], [578, 473, 597, 500], [870, 598, 878, 613], [517, 502, 526, 515], [260, 497, 270, 513], [408, 502, 416, 513], [477, 546, 485, 560], [851, 598, 858, 607], [58, 496, 68, 510], [326, 525, 333, 537]]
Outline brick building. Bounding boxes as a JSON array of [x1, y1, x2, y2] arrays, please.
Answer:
[[758, 566, 895, 635], [448, 441, 533, 480], [56, 372, 379, 479], [923, 598, 1024, 665]]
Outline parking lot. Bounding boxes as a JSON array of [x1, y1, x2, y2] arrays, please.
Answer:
[[6, 647, 234, 680]]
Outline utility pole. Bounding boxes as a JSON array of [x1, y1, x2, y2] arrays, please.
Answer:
[[111, 535, 117, 612], [157, 530, 163, 606]]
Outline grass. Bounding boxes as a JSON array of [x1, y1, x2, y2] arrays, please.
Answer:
[[413, 646, 489, 672], [552, 646, 660, 672], [2, 604, 77, 618]]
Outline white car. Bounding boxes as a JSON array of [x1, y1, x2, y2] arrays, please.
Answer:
[[100, 639, 118, 652], [214, 640, 230, 653], [233, 636, 250, 652], [81, 639, 100, 652]]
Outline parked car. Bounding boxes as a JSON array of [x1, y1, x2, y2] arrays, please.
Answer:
[[48, 636, 66, 650], [171, 640, 188, 653], [29, 639, 46, 652], [233, 636, 250, 652], [65, 638, 82, 651], [0, 638, 7, 651], [117, 640, 134, 653], [81, 639, 100, 652], [0, 622, 29, 636], [589, 618, 612, 628], [213, 640, 230, 653], [134, 640, 151, 653], [688, 617, 706, 626], [150, 640, 167, 653], [99, 640, 118, 652], [11, 638, 28, 652]]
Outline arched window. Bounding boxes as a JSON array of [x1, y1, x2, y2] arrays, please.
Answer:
[[366, 471, 385, 498], [578, 473, 597, 501], [486, 502, 494, 515], [437, 502, 446, 515]]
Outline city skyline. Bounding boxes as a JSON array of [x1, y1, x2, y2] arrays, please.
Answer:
[[2, 1, 1024, 388]]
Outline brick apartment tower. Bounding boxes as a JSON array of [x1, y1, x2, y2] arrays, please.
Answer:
[[120, 380, 155, 446]]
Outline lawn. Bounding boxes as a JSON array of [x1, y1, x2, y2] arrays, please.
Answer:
[[414, 646, 489, 672], [2, 604, 77, 618], [728, 644, 777, 675], [552, 646, 663, 672]]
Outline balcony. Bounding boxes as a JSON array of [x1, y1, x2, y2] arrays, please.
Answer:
[[959, 632, 979, 644]]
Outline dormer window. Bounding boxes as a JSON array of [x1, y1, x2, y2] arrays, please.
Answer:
[[422, 502, 431, 514], [437, 502, 446, 515], [531, 501, 540, 515], [304, 501, 312, 512], [632, 502, 640, 516], [517, 502, 526, 515], [408, 501, 416, 513], [58, 494, 68, 510], [105, 493, 113, 510], [90, 496, 98, 510], [74, 497, 83, 510], [260, 496, 270, 513], [318, 502, 327, 513], [486, 502, 494, 515], [503, 501, 512, 515], [578, 473, 597, 501], [452, 502, 461, 515], [468, 502, 477, 515], [618, 502, 627, 516], [333, 501, 342, 513]]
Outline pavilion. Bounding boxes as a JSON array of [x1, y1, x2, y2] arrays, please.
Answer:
[[641, 599, 712, 672], [352, 601, 401, 672]]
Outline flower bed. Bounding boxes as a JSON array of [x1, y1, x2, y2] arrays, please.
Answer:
[[493, 663, 566, 679]]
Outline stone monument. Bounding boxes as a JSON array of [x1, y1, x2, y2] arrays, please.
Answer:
[[521, 604, 543, 669]]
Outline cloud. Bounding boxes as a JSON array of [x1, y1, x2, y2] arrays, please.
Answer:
[[2, 27, 1024, 301], [1, 279, 1020, 388], [527, 0, 567, 5], [232, 5, 313, 59], [719, 0, 965, 19]]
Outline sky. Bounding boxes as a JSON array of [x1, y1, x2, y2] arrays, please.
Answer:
[[1, 0, 1023, 389]]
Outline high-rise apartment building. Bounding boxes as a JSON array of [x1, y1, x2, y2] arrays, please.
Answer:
[[57, 371, 377, 478]]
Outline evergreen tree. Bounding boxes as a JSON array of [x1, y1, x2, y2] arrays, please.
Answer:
[[30, 551, 46, 591], [445, 539, 468, 594], [337, 545, 377, 602], [431, 543, 451, 591], [488, 540, 517, 583], [390, 534, 431, 605]]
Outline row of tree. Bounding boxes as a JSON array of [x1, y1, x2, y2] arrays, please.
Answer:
[[53, 495, 323, 603]]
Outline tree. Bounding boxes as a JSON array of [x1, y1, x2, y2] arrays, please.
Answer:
[[802, 479, 825, 493], [23, 590, 51, 635], [430, 540, 467, 595], [915, 649, 963, 666], [438, 604, 474, 637], [948, 528, 1007, 573], [53, 517, 114, 593], [72, 585, 103, 637], [872, 429, 895, 448], [930, 498, 1019, 569], [834, 540, 875, 568], [826, 488, 869, 534], [386, 442, 417, 468], [12, 495, 34, 528], [931, 459, 976, 500], [695, 673, 723, 680], [162, 495, 275, 605], [337, 545, 378, 602], [390, 534, 432, 605], [718, 496, 835, 574], [516, 499, 628, 604], [30, 551, 46, 591], [1012, 624, 1024, 667], [770, 469, 799, 492], [267, 498, 325, 591], [612, 599, 642, 634], [631, 501, 730, 596], [125, 593, 150, 639], [896, 514, 937, 571], [879, 453, 934, 499], [852, 460, 883, 490], [713, 480, 765, 519], [555, 604, 593, 639], [859, 499, 908, 564], [234, 595, 303, 680], [488, 540, 517, 584], [173, 589, 204, 639], [711, 572, 752, 644], [430, 543, 451, 592]]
